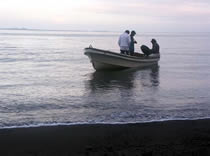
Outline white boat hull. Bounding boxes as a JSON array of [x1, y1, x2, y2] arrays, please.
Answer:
[[84, 47, 160, 70]]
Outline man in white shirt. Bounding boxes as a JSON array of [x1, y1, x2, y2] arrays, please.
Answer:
[[118, 30, 130, 55]]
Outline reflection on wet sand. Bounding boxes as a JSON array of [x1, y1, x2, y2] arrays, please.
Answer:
[[85, 64, 159, 92]]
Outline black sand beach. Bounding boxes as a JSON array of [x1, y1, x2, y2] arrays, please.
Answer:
[[1, 119, 210, 156]]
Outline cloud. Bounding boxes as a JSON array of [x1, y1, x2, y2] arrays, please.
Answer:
[[0, 0, 210, 31]]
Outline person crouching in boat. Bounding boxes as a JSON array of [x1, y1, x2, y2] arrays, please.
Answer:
[[118, 30, 131, 55], [141, 39, 160, 56], [129, 30, 137, 56]]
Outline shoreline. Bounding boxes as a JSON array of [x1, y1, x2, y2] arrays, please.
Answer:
[[2, 118, 210, 130], [1, 119, 210, 156]]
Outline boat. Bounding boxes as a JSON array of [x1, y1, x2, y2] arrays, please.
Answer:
[[84, 46, 160, 71]]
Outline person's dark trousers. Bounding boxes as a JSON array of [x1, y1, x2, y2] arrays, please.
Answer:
[[120, 50, 130, 55], [141, 45, 152, 56], [130, 51, 134, 56]]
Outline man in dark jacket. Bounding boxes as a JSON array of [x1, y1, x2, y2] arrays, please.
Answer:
[[141, 39, 160, 56], [151, 39, 159, 54], [129, 30, 137, 55]]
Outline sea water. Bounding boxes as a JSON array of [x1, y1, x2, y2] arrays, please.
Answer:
[[0, 30, 209, 128]]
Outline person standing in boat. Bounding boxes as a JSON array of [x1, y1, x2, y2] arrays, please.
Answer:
[[118, 30, 131, 55], [129, 30, 137, 56], [141, 39, 160, 56]]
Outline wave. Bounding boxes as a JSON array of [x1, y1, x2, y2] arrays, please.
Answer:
[[1, 117, 210, 130]]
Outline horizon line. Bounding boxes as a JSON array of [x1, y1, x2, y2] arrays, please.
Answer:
[[0, 27, 210, 34], [0, 27, 119, 33]]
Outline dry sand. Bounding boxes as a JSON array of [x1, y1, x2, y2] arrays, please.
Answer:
[[0, 119, 210, 156]]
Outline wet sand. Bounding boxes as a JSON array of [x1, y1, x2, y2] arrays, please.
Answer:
[[1, 119, 210, 156]]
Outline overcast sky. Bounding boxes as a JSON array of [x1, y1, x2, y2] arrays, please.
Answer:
[[0, 0, 210, 32]]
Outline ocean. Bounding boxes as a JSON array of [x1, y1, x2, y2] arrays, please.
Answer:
[[0, 29, 209, 128]]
